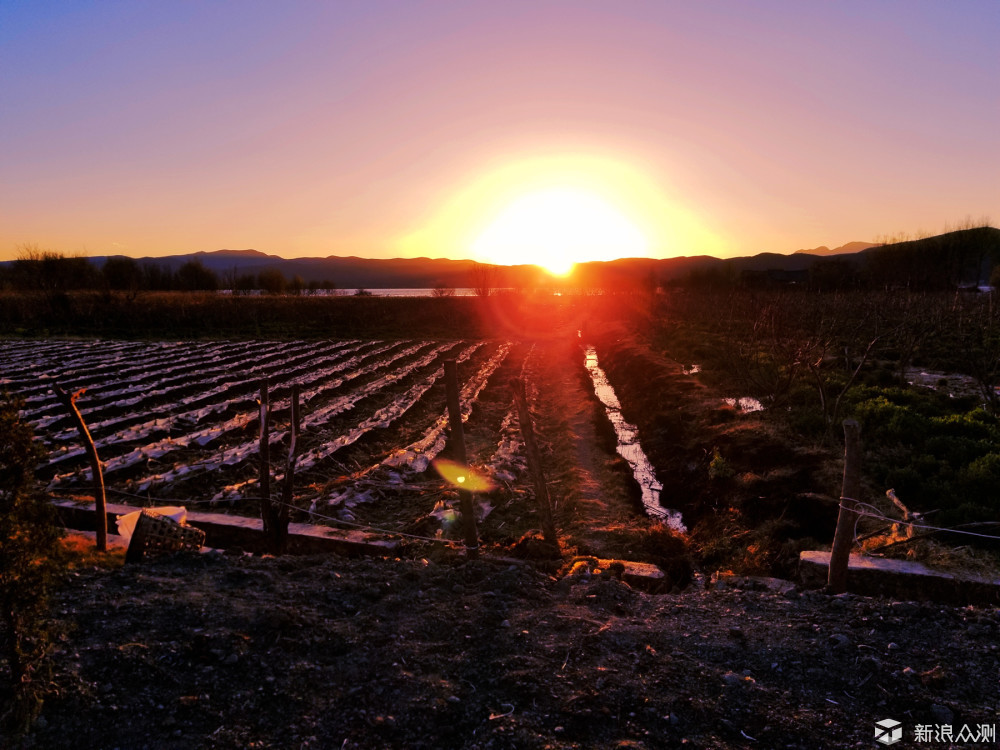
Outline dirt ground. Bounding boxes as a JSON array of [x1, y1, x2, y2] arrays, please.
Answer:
[[8, 327, 1000, 748], [20, 548, 1000, 749]]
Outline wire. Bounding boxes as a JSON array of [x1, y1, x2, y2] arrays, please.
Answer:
[[53, 484, 468, 547], [272, 497, 466, 547], [50, 486, 203, 505], [840, 497, 1000, 542]]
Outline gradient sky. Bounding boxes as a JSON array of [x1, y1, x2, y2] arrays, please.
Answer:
[[1, 1, 997, 263]]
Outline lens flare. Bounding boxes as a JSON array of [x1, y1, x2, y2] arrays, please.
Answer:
[[433, 458, 494, 492]]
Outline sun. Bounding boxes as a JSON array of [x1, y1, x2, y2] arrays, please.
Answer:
[[471, 188, 649, 276]]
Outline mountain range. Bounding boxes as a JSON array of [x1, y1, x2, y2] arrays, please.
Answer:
[[80, 241, 878, 289], [24, 228, 999, 289]]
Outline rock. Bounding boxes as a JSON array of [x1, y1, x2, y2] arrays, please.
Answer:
[[929, 704, 954, 724], [858, 656, 882, 673], [828, 633, 852, 650], [920, 666, 948, 687], [722, 671, 754, 687]]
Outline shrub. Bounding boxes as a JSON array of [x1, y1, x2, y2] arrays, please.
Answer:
[[0, 394, 64, 734], [959, 453, 1000, 510], [708, 448, 735, 481]]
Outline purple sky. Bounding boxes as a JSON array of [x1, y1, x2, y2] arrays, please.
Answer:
[[1, 1, 997, 262]]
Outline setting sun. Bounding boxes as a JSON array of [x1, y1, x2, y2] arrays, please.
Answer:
[[471, 188, 649, 275]]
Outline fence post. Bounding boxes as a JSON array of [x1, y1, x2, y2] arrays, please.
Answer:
[[259, 379, 278, 550], [276, 385, 300, 554], [444, 360, 479, 557], [53, 385, 107, 552], [828, 419, 861, 593], [509, 378, 560, 552]]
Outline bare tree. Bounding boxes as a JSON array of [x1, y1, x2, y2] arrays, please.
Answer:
[[470, 262, 499, 297], [952, 292, 1000, 414]]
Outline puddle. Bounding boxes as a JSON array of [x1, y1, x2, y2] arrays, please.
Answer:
[[904, 367, 985, 401], [583, 347, 685, 532], [724, 396, 765, 413]]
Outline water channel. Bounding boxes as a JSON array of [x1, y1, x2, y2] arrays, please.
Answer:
[[583, 346, 686, 532]]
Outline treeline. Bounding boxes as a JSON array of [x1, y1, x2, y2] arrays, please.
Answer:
[[0, 249, 336, 294]]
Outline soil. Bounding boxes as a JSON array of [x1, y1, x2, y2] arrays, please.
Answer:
[[8, 323, 1000, 748], [21, 546, 1000, 749]]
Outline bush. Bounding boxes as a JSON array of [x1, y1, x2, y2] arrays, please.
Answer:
[[959, 453, 1000, 510], [0, 394, 63, 734]]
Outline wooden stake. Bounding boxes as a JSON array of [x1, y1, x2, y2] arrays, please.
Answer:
[[444, 359, 479, 557], [509, 377, 559, 551], [828, 419, 861, 593], [259, 379, 278, 549], [276, 385, 300, 554], [53, 385, 107, 551]]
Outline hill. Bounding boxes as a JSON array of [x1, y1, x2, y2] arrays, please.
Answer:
[[7, 229, 996, 291], [860, 226, 1000, 288]]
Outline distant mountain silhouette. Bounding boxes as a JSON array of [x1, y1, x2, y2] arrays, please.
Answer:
[[793, 241, 875, 256], [68, 228, 997, 290]]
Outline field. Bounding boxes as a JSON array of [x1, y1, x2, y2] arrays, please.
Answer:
[[5, 293, 1000, 748], [2, 337, 534, 544]]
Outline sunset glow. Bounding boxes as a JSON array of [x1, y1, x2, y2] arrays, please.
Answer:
[[472, 188, 648, 275], [0, 3, 996, 261]]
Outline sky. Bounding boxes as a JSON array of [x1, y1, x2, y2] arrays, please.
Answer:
[[1, 1, 997, 265]]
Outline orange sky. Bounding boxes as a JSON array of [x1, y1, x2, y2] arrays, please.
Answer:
[[1, 2, 997, 263]]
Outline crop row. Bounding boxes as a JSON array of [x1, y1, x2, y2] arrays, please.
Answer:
[[1, 339, 523, 515]]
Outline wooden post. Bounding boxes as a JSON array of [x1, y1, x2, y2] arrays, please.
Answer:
[[509, 377, 560, 551], [53, 385, 107, 551], [259, 379, 278, 550], [444, 359, 479, 557], [828, 419, 861, 593], [276, 385, 300, 554]]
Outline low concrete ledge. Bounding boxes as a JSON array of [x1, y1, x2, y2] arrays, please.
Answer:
[[53, 500, 398, 557], [799, 550, 1000, 605]]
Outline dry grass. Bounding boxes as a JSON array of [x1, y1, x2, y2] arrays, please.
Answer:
[[59, 531, 126, 571]]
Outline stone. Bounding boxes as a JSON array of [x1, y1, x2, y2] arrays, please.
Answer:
[[929, 704, 954, 724], [890, 601, 920, 616], [828, 633, 852, 650]]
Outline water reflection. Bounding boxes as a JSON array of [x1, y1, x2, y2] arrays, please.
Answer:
[[583, 346, 686, 532]]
